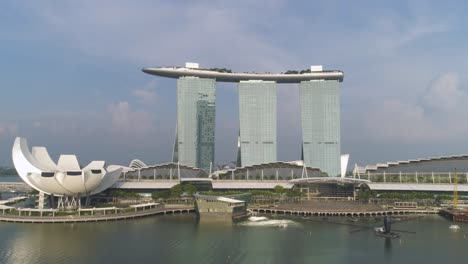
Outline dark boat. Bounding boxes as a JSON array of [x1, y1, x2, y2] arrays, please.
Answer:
[[440, 208, 468, 222]]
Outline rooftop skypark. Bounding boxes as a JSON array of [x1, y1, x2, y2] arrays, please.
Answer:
[[142, 63, 344, 83]]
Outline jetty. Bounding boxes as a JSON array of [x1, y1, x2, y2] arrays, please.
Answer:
[[0, 205, 195, 223], [250, 207, 438, 217]]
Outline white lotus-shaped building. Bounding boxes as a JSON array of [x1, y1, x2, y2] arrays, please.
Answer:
[[12, 137, 122, 198]]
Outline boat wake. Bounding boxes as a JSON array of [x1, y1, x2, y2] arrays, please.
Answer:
[[238, 216, 299, 227]]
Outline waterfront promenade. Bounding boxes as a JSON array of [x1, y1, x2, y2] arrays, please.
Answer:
[[250, 200, 438, 217], [0, 201, 438, 224], [250, 207, 437, 217], [0, 206, 195, 223]]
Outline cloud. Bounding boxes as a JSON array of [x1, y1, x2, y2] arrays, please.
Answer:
[[367, 18, 450, 54], [132, 80, 159, 105], [423, 73, 466, 112], [365, 100, 434, 142], [20, 1, 294, 70], [0, 122, 18, 138], [363, 73, 468, 143]]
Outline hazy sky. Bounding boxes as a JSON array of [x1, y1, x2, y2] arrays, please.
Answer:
[[1, 0, 468, 168]]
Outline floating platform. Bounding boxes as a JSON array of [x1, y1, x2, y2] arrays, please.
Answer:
[[439, 208, 468, 222], [0, 207, 195, 223]]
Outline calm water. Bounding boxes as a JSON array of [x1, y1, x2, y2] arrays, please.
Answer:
[[0, 214, 466, 263], [0, 176, 21, 182]]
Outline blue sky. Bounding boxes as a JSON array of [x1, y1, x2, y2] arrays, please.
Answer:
[[1, 0, 468, 168]]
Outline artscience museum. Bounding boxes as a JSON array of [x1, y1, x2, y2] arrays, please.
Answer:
[[12, 137, 122, 209]]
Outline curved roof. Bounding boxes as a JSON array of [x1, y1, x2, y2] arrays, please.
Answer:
[[142, 67, 344, 83], [354, 154, 468, 174], [124, 162, 209, 178], [12, 137, 122, 196], [129, 159, 147, 169], [210, 161, 323, 177]]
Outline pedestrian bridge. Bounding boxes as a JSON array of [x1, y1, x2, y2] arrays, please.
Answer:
[[112, 177, 467, 193], [4, 178, 464, 194]]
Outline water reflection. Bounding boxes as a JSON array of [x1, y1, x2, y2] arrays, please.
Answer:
[[384, 237, 392, 260]]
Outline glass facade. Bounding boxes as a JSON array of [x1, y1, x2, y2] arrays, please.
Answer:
[[238, 80, 277, 167], [174, 77, 216, 172], [300, 80, 341, 177]]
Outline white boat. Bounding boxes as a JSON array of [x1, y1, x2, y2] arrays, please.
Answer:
[[248, 216, 268, 222], [449, 224, 461, 230], [374, 227, 385, 233]]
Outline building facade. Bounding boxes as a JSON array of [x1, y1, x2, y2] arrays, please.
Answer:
[[174, 77, 216, 172], [300, 80, 341, 177], [238, 80, 277, 167]]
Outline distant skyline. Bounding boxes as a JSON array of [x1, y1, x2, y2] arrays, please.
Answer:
[[1, 1, 468, 168]]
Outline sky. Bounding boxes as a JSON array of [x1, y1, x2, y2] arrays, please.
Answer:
[[1, 0, 468, 168]]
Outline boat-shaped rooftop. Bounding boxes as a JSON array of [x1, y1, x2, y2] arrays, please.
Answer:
[[142, 64, 344, 83]]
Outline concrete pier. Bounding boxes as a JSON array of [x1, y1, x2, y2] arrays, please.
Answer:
[[250, 207, 438, 217]]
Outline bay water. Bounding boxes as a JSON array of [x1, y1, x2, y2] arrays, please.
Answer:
[[0, 214, 466, 263]]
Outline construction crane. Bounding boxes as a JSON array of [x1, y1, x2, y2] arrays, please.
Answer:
[[453, 169, 458, 209]]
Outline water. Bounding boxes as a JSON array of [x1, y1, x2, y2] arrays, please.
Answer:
[[0, 214, 467, 263], [0, 176, 21, 182]]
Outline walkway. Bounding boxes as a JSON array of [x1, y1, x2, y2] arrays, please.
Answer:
[[250, 207, 438, 217], [0, 206, 195, 223]]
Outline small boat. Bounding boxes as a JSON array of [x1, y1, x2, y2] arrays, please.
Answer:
[[278, 223, 288, 228], [449, 224, 461, 230], [249, 216, 268, 222], [374, 228, 400, 238], [374, 217, 401, 238], [374, 227, 385, 233]]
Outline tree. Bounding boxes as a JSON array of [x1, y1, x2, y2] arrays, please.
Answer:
[[170, 184, 183, 197], [183, 184, 197, 195], [152, 190, 170, 200], [285, 189, 301, 197], [274, 185, 285, 194]]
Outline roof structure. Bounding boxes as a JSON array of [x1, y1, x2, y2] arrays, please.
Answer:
[[129, 159, 147, 169], [290, 177, 370, 185], [124, 162, 209, 178], [142, 66, 344, 83], [367, 183, 468, 192], [210, 161, 323, 178]]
